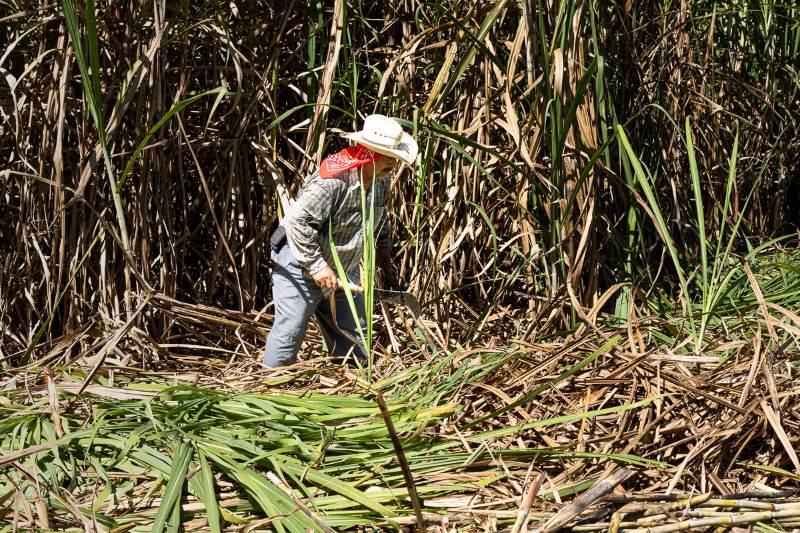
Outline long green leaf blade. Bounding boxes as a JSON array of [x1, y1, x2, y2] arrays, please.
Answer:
[[152, 441, 192, 533]]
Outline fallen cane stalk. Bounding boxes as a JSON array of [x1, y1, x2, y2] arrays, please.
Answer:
[[642, 493, 712, 516], [622, 508, 800, 533], [609, 511, 622, 533], [574, 506, 800, 532], [726, 489, 800, 499], [571, 515, 670, 531], [375, 391, 426, 532], [511, 472, 545, 533], [603, 490, 800, 504], [698, 498, 800, 510], [687, 506, 800, 517], [537, 468, 633, 533]]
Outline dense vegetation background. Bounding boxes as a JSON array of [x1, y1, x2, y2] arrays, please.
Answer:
[[1, 1, 798, 360]]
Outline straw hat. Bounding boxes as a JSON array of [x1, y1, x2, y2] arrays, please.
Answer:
[[343, 114, 418, 165]]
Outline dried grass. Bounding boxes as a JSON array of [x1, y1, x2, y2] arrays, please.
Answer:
[[2, 292, 799, 531]]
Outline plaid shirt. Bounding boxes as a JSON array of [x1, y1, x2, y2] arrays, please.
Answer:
[[281, 168, 391, 276]]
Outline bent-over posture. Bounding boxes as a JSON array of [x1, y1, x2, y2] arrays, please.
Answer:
[[263, 115, 418, 367]]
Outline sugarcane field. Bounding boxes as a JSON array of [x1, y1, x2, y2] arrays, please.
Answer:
[[2, 0, 800, 531]]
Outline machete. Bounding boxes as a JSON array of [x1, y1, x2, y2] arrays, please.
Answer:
[[374, 288, 440, 355], [341, 283, 440, 354]]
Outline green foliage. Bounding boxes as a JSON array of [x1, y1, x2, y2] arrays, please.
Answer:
[[0, 358, 676, 530], [617, 119, 800, 351]]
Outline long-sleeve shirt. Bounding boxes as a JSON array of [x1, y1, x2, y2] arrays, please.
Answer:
[[281, 168, 391, 276]]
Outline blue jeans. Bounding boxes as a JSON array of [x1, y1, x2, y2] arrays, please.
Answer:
[[263, 244, 367, 367]]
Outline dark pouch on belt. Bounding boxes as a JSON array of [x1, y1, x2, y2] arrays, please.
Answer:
[[269, 225, 287, 252]]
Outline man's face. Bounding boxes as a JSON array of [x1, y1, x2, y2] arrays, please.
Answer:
[[374, 156, 399, 177], [364, 156, 399, 180]]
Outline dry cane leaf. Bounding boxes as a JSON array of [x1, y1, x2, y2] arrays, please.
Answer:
[[761, 401, 800, 476]]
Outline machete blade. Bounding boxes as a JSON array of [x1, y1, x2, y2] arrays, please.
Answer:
[[374, 289, 439, 354]]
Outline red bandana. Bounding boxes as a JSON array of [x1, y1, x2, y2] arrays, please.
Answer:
[[319, 144, 383, 179]]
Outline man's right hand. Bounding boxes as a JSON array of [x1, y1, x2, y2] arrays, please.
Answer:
[[312, 265, 340, 290]]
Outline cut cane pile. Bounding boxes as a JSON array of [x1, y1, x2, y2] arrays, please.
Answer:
[[2, 292, 799, 532]]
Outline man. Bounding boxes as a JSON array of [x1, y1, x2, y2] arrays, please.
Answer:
[[263, 114, 418, 367]]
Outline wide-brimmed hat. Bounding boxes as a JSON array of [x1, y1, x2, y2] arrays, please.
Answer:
[[343, 114, 418, 165]]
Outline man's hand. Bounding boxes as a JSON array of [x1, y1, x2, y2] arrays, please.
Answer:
[[312, 265, 340, 290]]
